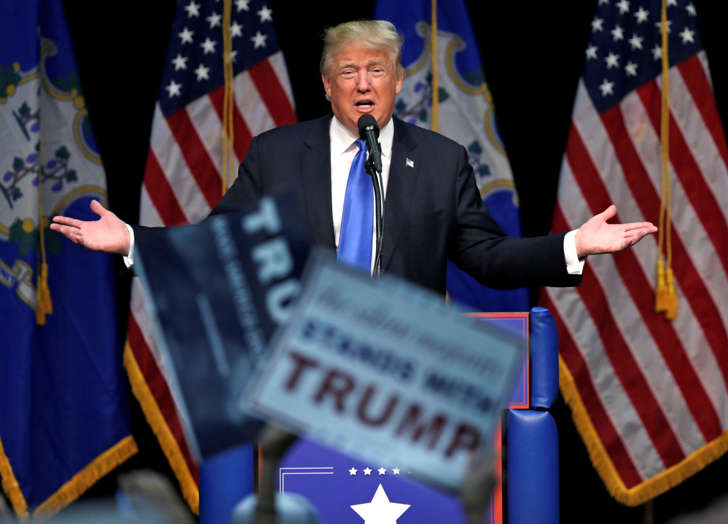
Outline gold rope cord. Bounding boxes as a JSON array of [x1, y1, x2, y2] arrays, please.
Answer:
[[655, 0, 678, 319], [221, 0, 235, 195]]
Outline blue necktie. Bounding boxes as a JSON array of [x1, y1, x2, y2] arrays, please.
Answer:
[[338, 138, 372, 273]]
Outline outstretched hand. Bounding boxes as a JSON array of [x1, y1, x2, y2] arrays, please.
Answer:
[[51, 200, 130, 255], [575, 204, 657, 258]]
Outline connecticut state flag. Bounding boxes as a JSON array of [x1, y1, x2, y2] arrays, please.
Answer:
[[0, 0, 135, 517], [376, 0, 529, 312]]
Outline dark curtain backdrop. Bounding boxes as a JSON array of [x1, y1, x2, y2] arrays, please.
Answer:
[[56, 1, 728, 522]]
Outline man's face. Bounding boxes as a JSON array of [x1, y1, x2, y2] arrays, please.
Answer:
[[322, 44, 403, 135]]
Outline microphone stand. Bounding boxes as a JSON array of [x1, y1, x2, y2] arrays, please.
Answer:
[[366, 155, 384, 278]]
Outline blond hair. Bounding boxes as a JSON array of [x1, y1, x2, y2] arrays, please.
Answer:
[[320, 20, 404, 78]]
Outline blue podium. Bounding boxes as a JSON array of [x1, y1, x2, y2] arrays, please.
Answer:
[[273, 308, 559, 523]]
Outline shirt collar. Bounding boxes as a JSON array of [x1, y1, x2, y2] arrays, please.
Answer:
[[330, 115, 394, 158]]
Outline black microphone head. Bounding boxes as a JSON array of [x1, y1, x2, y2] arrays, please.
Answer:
[[357, 114, 379, 139]]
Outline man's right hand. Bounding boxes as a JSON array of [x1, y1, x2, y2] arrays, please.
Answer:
[[51, 200, 131, 255]]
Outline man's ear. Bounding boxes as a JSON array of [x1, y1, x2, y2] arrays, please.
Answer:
[[321, 72, 332, 99], [394, 67, 404, 95]]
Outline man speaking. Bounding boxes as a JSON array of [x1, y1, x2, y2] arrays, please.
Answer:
[[51, 20, 656, 292]]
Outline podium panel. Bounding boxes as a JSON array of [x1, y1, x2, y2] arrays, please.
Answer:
[[276, 313, 529, 524]]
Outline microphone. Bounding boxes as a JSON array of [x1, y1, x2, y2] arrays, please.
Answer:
[[357, 114, 382, 174]]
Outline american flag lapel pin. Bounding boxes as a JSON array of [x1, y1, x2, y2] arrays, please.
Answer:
[[405, 157, 414, 168]]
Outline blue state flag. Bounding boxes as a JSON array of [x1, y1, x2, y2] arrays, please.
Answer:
[[0, 0, 135, 517], [376, 0, 529, 312]]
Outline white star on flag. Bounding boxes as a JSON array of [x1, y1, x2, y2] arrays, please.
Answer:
[[235, 0, 249, 11], [363, 467, 372, 476], [200, 37, 216, 54], [231, 21, 243, 37], [378, 467, 386, 475], [611, 25, 624, 41], [680, 27, 695, 44], [178, 27, 194, 44], [634, 6, 648, 23], [194, 63, 209, 81], [184, 1, 200, 17], [350, 484, 411, 524], [172, 54, 187, 71], [349, 467, 358, 476], [251, 31, 267, 48], [165, 80, 181, 98], [628, 34, 643, 50], [654, 19, 672, 33], [258, 5, 273, 22], [605, 52, 620, 69], [207, 12, 221, 28], [599, 79, 614, 96], [652, 44, 662, 60]]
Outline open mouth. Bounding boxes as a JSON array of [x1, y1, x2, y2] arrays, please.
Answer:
[[355, 100, 375, 111]]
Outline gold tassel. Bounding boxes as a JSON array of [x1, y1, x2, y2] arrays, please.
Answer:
[[35, 260, 53, 325], [654, 258, 668, 313], [663, 266, 678, 319]]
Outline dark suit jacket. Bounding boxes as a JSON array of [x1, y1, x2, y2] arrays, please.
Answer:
[[207, 115, 581, 295]]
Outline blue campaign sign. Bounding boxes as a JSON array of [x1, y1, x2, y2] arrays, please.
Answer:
[[134, 194, 310, 458], [245, 251, 523, 492]]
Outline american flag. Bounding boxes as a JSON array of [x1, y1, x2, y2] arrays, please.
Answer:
[[123, 0, 295, 511], [542, 0, 728, 505]]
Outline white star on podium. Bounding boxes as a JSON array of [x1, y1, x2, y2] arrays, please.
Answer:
[[350, 484, 410, 523]]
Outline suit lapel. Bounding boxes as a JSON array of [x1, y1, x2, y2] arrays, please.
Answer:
[[382, 118, 418, 269], [300, 117, 336, 248]]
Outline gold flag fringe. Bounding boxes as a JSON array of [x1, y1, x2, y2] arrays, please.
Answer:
[[34, 436, 137, 518], [559, 358, 728, 506], [123, 342, 200, 514], [0, 435, 136, 519], [0, 437, 29, 518]]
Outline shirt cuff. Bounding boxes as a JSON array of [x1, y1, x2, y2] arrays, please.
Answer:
[[564, 229, 585, 275], [123, 223, 135, 268]]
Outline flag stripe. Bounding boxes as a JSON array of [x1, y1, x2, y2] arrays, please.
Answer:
[[249, 59, 296, 127], [542, 254, 644, 488], [150, 107, 212, 222], [638, 84, 728, 273], [143, 150, 188, 226], [234, 71, 275, 138], [165, 108, 223, 209], [139, 187, 165, 228], [207, 84, 254, 166], [558, 160, 710, 460], [268, 51, 295, 106], [677, 56, 728, 167], [615, 90, 728, 407], [127, 314, 198, 478], [186, 90, 226, 177], [604, 92, 728, 395], [570, 119, 724, 444]]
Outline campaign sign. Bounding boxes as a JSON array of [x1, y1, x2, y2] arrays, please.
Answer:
[[245, 251, 522, 490], [134, 194, 309, 457]]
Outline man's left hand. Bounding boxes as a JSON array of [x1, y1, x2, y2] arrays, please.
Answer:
[[575, 204, 657, 258]]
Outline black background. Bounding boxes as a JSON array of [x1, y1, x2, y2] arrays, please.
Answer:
[[49, 0, 728, 522]]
